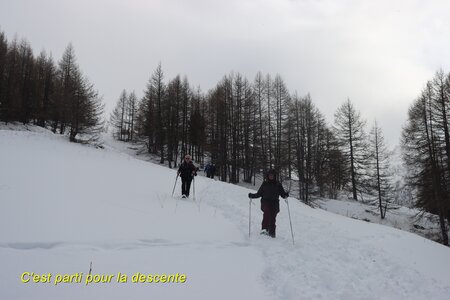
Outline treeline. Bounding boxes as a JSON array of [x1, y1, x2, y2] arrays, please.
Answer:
[[111, 65, 394, 222], [0, 31, 104, 142], [2, 30, 447, 244], [402, 70, 450, 245], [113, 65, 450, 243]]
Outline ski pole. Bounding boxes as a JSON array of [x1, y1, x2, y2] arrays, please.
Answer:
[[286, 198, 295, 245], [249, 198, 251, 238], [193, 176, 196, 202], [172, 173, 179, 197], [282, 178, 294, 244]]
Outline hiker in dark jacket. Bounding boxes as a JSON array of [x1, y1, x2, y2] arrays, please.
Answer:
[[204, 162, 216, 178], [177, 154, 198, 198], [248, 169, 288, 238]]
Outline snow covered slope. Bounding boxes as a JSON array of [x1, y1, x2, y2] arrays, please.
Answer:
[[1, 128, 450, 300]]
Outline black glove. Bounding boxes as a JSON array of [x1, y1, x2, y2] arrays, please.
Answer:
[[194, 172, 197, 176], [248, 193, 253, 198], [283, 192, 289, 199]]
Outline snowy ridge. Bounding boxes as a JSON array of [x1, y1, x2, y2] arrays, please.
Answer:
[[1, 128, 450, 300]]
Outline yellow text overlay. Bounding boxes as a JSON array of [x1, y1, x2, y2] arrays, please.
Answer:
[[20, 272, 187, 285]]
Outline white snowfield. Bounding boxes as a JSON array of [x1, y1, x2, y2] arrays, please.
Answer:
[[1, 128, 449, 300]]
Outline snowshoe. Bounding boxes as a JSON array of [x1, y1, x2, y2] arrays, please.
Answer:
[[181, 194, 187, 198], [260, 229, 269, 236]]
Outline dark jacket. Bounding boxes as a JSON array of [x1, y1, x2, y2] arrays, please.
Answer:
[[249, 179, 288, 209], [178, 161, 197, 180], [205, 164, 216, 174]]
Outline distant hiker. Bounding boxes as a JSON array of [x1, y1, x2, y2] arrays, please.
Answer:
[[177, 154, 198, 198], [204, 163, 210, 177], [248, 169, 288, 238], [204, 162, 216, 178]]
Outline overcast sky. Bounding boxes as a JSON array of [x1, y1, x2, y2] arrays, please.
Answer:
[[1, 0, 449, 146]]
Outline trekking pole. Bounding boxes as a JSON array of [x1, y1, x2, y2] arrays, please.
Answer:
[[171, 174, 179, 197], [284, 178, 294, 245], [193, 176, 196, 202], [286, 198, 295, 245], [249, 198, 252, 238]]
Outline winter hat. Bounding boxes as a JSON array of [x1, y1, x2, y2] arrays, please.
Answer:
[[266, 169, 277, 180]]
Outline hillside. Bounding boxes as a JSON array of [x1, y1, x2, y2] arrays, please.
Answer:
[[1, 127, 450, 300]]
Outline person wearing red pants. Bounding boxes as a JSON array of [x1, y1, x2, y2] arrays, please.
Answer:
[[248, 169, 289, 238]]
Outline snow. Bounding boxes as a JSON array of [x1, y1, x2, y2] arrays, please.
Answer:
[[317, 197, 448, 243], [1, 127, 450, 299]]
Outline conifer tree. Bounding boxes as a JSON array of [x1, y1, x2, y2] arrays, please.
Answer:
[[367, 121, 393, 218], [334, 99, 368, 200]]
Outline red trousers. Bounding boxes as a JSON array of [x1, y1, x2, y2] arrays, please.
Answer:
[[261, 203, 279, 237]]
